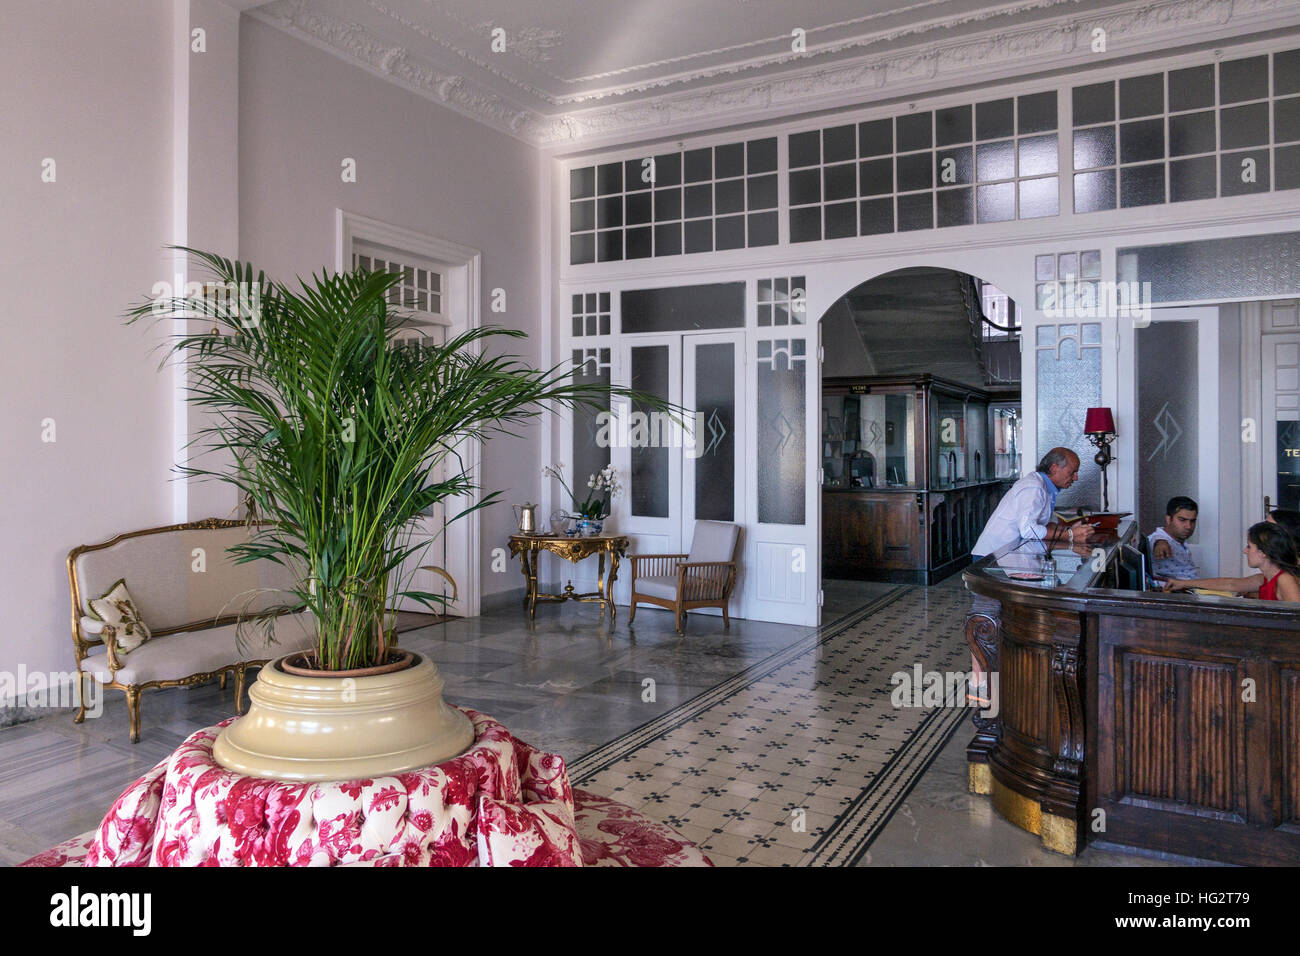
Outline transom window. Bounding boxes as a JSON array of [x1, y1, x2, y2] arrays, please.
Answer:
[[352, 246, 444, 315]]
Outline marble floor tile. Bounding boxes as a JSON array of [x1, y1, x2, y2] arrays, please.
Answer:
[[0, 579, 1181, 867]]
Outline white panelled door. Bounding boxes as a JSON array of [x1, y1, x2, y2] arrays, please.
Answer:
[[610, 332, 746, 618], [610, 336, 684, 604], [741, 333, 819, 627]]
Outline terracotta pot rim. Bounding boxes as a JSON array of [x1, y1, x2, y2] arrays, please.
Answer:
[[278, 648, 416, 678]]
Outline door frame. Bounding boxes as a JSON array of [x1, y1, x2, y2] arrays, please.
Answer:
[[1262, 330, 1300, 515], [335, 210, 483, 617]]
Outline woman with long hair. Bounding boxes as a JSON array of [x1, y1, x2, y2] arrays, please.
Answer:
[[1166, 518, 1300, 601]]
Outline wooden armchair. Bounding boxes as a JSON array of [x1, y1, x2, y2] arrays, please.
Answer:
[[628, 521, 742, 633]]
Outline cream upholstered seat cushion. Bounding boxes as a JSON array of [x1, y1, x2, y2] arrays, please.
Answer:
[[634, 574, 682, 601], [686, 521, 740, 564], [82, 613, 314, 685]]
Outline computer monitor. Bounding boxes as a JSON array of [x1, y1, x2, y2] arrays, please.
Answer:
[[1119, 543, 1146, 592]]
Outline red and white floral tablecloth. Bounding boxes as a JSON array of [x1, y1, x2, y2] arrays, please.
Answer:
[[21, 709, 709, 868]]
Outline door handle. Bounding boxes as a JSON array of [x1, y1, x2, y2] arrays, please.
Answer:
[[1264, 494, 1271, 519]]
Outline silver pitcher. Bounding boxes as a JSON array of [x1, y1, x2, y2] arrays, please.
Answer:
[[513, 502, 539, 534]]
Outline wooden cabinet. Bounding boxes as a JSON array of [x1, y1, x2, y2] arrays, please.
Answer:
[[823, 482, 1009, 584], [822, 373, 1016, 584], [823, 491, 920, 578], [1090, 614, 1300, 864]]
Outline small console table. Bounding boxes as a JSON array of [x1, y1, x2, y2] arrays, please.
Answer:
[[508, 533, 630, 621]]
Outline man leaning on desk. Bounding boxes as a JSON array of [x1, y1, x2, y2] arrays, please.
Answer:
[[971, 447, 1108, 559], [966, 448, 1109, 680]]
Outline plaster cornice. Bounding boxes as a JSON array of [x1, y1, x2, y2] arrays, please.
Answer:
[[249, 0, 1300, 148]]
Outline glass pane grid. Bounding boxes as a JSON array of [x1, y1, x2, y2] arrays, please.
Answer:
[[1073, 47, 1300, 212], [570, 290, 613, 339], [789, 90, 1060, 240], [756, 275, 807, 326], [1034, 248, 1103, 313], [353, 253, 443, 316], [569, 138, 778, 263]]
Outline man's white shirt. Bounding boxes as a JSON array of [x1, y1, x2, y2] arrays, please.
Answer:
[[972, 472, 1055, 557]]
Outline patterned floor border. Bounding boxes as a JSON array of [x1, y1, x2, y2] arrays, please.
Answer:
[[570, 586, 971, 865], [800, 690, 967, 866]]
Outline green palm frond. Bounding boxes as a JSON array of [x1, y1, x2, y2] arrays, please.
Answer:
[[129, 246, 679, 669]]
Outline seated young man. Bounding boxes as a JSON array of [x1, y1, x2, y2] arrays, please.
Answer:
[[1149, 495, 1199, 581]]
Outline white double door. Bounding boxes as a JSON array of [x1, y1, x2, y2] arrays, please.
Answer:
[[607, 331, 746, 615]]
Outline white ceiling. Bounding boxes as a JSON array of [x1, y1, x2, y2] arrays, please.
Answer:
[[244, 0, 1299, 147]]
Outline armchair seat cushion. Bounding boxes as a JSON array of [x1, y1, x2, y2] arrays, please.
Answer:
[[633, 574, 682, 601], [686, 521, 741, 564], [83, 614, 314, 685]]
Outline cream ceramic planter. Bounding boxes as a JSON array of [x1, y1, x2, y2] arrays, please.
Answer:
[[213, 652, 474, 782]]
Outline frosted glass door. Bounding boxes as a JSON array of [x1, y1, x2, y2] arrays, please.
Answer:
[[611, 338, 684, 589]]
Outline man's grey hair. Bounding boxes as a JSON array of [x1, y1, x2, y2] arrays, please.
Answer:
[[1036, 447, 1075, 474]]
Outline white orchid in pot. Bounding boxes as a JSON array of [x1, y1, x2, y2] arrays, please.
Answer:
[[543, 463, 622, 534], [127, 248, 672, 780]]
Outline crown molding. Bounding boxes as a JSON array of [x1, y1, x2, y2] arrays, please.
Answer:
[[250, 0, 1300, 148]]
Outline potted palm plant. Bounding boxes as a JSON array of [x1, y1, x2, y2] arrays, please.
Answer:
[[128, 248, 670, 780]]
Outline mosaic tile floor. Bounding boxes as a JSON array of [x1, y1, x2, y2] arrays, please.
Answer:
[[2, 578, 1177, 867], [569, 584, 973, 866]]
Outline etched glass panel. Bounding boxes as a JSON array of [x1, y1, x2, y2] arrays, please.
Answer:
[[694, 343, 735, 521], [572, 362, 611, 517], [1136, 322, 1198, 535], [1036, 324, 1102, 510], [757, 342, 806, 524], [630, 346, 670, 518], [1117, 232, 1300, 302]]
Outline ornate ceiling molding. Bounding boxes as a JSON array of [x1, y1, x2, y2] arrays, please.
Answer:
[[250, 0, 1300, 148]]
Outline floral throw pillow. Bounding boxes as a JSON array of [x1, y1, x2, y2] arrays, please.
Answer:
[[87, 579, 151, 656], [476, 795, 583, 867]]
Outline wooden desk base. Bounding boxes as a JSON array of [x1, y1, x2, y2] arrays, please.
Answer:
[[968, 765, 1078, 855]]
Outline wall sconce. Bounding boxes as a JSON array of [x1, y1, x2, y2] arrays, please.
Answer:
[[1084, 407, 1117, 512]]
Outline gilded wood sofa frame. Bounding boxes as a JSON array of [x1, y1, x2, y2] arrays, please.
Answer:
[[67, 517, 294, 743]]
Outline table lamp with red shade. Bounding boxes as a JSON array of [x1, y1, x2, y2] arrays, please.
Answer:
[[1084, 407, 1117, 511]]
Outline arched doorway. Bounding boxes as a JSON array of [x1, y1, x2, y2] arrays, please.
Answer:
[[815, 266, 1022, 606]]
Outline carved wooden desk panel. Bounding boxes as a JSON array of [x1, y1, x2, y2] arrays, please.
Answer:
[[964, 528, 1300, 864]]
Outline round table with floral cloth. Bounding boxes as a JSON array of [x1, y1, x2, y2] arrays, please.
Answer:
[[22, 709, 709, 868]]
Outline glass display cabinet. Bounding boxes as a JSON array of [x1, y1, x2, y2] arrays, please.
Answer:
[[822, 375, 1018, 584]]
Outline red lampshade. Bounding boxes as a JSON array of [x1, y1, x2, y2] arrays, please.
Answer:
[[1084, 406, 1116, 435]]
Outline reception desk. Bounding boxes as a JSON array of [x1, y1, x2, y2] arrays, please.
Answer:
[[963, 523, 1300, 865]]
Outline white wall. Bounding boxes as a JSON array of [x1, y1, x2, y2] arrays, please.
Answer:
[[174, 0, 242, 522], [237, 17, 544, 604], [0, 0, 175, 678], [821, 299, 873, 379]]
